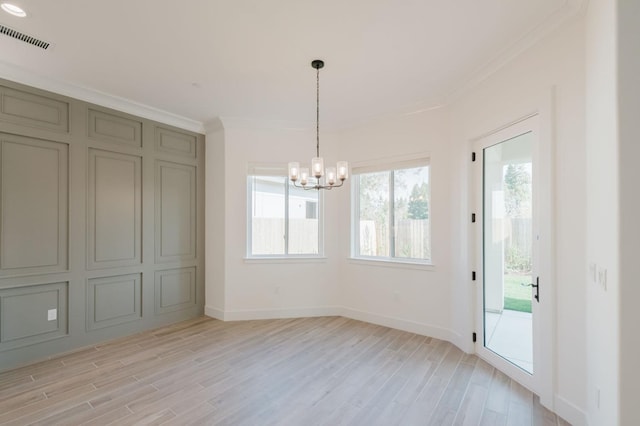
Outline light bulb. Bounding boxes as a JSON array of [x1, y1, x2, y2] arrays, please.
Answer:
[[288, 162, 299, 181], [300, 168, 309, 186], [337, 161, 349, 180], [326, 167, 336, 185], [311, 157, 324, 178]]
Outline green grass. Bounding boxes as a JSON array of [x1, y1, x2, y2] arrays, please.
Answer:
[[504, 274, 532, 313]]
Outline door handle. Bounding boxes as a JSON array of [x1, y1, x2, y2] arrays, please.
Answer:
[[520, 277, 540, 302]]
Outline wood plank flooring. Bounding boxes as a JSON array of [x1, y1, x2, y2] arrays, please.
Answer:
[[0, 316, 569, 425]]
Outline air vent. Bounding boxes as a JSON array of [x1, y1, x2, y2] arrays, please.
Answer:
[[0, 24, 50, 49]]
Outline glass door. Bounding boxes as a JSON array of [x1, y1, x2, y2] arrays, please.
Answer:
[[483, 132, 534, 373], [474, 114, 546, 395]]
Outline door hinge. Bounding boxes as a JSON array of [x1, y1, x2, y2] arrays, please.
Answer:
[[472, 332, 477, 343], [472, 152, 476, 162], [472, 271, 476, 281], [471, 213, 476, 223]]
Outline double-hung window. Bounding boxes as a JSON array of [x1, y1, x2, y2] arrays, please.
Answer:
[[352, 158, 431, 263], [247, 165, 322, 257]]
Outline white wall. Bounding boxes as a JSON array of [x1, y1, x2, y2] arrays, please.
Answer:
[[332, 107, 454, 341], [206, 121, 341, 320], [585, 1, 619, 424]]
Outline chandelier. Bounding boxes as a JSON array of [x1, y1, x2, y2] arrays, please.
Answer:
[[288, 59, 348, 190]]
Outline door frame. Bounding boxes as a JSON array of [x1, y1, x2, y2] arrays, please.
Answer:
[[471, 110, 555, 408]]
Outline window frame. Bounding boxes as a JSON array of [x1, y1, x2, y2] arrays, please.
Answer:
[[351, 156, 432, 265], [246, 165, 324, 259]]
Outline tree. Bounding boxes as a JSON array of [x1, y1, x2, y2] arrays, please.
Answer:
[[503, 163, 532, 273], [407, 183, 429, 219], [359, 172, 390, 255], [504, 164, 531, 218]]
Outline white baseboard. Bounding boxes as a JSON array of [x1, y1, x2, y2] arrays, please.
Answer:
[[205, 305, 458, 346], [204, 306, 225, 320], [554, 394, 588, 426], [205, 306, 342, 322], [339, 306, 456, 343]]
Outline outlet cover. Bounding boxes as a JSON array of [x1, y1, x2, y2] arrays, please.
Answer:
[[598, 267, 607, 290], [47, 309, 57, 321]]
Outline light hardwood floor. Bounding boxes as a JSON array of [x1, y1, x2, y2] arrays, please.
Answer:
[[0, 316, 569, 425]]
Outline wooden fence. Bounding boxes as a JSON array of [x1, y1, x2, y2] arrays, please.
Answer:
[[252, 218, 318, 254], [360, 219, 431, 259]]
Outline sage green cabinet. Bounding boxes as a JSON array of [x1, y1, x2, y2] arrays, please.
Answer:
[[0, 80, 205, 372]]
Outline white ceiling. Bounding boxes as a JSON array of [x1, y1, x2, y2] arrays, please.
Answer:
[[0, 0, 583, 129]]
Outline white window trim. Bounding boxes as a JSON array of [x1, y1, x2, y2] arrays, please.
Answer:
[[244, 256, 328, 264], [351, 153, 431, 263], [347, 257, 435, 270], [246, 164, 324, 259]]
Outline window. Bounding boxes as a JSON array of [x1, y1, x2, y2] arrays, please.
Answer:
[[248, 169, 322, 257], [352, 159, 430, 262]]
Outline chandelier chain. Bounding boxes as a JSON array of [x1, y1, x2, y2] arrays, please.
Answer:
[[316, 65, 320, 158]]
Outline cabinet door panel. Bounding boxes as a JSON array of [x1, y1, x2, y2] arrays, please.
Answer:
[[155, 161, 196, 263], [0, 134, 68, 275], [88, 149, 141, 269]]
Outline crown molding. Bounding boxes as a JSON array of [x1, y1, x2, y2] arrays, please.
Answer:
[[330, 100, 445, 133], [214, 100, 445, 135], [0, 60, 205, 134], [444, 0, 587, 106], [204, 117, 225, 134], [218, 116, 312, 132]]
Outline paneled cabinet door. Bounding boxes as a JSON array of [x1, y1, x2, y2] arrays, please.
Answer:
[[0, 133, 68, 276]]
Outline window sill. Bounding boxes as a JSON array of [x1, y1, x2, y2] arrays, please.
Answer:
[[347, 257, 435, 271], [244, 256, 327, 264]]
